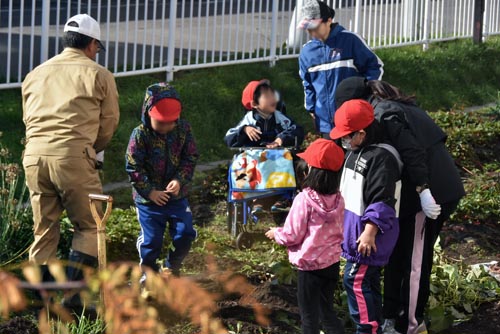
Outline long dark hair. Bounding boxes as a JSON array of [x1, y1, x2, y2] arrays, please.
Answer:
[[367, 80, 416, 105], [301, 167, 340, 195]]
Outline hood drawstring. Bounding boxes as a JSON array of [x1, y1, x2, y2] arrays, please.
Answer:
[[340, 147, 365, 184], [353, 147, 365, 180]]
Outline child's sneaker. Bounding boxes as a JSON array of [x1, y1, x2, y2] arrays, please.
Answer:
[[271, 199, 291, 212], [160, 267, 180, 278], [382, 319, 401, 334], [139, 273, 152, 300], [251, 204, 264, 215]]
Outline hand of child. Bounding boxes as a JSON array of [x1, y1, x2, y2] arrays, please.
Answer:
[[265, 228, 277, 240], [149, 190, 170, 206], [166, 179, 181, 196], [266, 138, 283, 148], [244, 126, 262, 142], [357, 222, 378, 257]]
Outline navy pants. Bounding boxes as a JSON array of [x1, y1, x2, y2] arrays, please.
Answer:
[[136, 198, 197, 274], [344, 261, 382, 334], [297, 262, 344, 334]]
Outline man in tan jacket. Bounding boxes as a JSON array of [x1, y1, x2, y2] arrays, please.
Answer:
[[22, 14, 119, 311]]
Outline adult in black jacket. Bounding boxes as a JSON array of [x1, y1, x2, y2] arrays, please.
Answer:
[[335, 77, 465, 334]]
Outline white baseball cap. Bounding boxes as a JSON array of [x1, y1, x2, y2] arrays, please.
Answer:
[[299, 0, 335, 30], [64, 14, 105, 51]]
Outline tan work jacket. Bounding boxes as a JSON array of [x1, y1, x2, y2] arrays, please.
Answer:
[[22, 47, 119, 159]]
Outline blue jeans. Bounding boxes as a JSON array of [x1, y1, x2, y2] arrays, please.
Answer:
[[343, 261, 382, 334], [136, 198, 196, 273]]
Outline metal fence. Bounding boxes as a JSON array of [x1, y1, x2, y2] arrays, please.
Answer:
[[1, 0, 499, 89]]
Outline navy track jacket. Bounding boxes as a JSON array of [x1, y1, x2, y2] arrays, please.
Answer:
[[299, 23, 384, 133]]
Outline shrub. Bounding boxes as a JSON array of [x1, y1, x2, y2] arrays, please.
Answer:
[[1, 251, 269, 334], [430, 109, 500, 172], [430, 103, 500, 226], [426, 241, 500, 331], [0, 133, 33, 265]]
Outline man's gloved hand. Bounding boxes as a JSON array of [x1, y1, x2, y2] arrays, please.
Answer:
[[419, 188, 441, 219], [96, 151, 104, 169]]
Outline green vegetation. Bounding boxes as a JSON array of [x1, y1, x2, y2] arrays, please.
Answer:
[[426, 242, 500, 332], [1, 37, 500, 183], [1, 38, 500, 333], [430, 104, 500, 226], [0, 134, 32, 266]]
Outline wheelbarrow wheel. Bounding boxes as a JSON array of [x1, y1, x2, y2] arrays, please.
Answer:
[[236, 231, 254, 250]]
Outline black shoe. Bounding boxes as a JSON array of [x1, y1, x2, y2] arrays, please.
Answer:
[[62, 250, 98, 319]]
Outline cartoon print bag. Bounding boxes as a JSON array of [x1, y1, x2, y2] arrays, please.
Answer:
[[230, 148, 296, 200]]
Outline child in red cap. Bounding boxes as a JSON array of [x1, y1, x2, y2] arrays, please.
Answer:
[[225, 80, 305, 213], [126, 83, 199, 280], [265, 138, 345, 334], [330, 99, 402, 334], [225, 80, 304, 149]]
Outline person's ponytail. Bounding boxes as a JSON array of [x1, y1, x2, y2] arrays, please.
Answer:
[[367, 80, 416, 105]]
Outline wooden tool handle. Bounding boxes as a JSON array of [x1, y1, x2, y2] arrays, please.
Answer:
[[89, 194, 113, 202], [88, 193, 113, 310], [89, 194, 114, 227]]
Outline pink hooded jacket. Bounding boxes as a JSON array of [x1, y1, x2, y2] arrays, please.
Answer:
[[273, 187, 345, 271]]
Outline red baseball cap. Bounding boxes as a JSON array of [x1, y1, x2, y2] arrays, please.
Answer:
[[241, 79, 270, 110], [149, 98, 182, 122], [329, 99, 375, 139], [297, 139, 345, 172]]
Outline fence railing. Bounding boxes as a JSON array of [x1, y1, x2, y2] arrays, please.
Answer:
[[0, 0, 499, 89]]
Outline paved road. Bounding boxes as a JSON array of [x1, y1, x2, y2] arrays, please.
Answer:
[[0, 0, 485, 86], [0, 0, 297, 28]]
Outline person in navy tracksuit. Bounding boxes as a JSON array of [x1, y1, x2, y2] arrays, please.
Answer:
[[298, 0, 384, 136]]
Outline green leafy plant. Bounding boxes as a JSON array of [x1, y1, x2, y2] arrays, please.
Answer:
[[452, 169, 500, 225], [50, 315, 106, 334], [0, 132, 33, 265], [426, 241, 499, 331], [431, 109, 500, 172], [430, 107, 500, 226], [60, 207, 140, 262]]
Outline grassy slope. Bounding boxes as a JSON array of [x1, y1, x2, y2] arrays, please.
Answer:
[[1, 37, 500, 183]]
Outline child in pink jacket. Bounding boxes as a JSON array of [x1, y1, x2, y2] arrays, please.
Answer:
[[265, 138, 346, 334]]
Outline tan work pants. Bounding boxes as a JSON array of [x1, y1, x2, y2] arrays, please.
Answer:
[[22, 154, 102, 264]]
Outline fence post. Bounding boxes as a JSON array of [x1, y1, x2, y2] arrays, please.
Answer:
[[473, 0, 485, 44], [166, 0, 178, 82], [482, 0, 489, 39], [422, 0, 430, 50], [354, 0, 362, 35], [269, 0, 280, 67], [403, 0, 416, 40], [40, 0, 51, 64]]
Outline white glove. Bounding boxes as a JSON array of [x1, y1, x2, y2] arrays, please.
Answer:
[[96, 151, 104, 163], [419, 188, 441, 219], [96, 151, 104, 169]]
